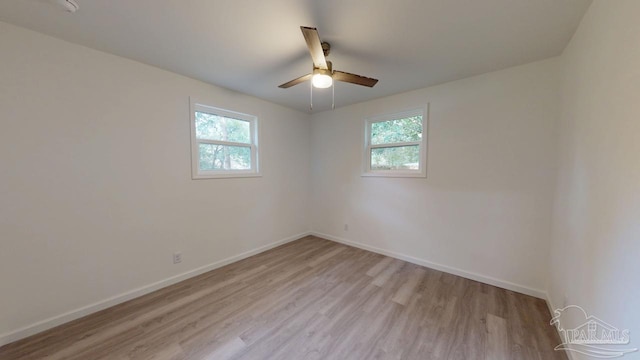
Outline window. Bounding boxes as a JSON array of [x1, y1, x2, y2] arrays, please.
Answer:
[[363, 106, 427, 177], [190, 99, 259, 179]]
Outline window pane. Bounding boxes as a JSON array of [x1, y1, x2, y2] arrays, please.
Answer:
[[199, 144, 251, 171], [195, 111, 251, 144], [371, 145, 420, 170], [371, 116, 422, 145]]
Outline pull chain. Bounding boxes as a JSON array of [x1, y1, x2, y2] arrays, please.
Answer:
[[332, 81, 335, 110], [310, 80, 313, 111]]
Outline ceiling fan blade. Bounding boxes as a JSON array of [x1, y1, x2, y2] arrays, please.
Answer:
[[300, 26, 328, 70], [333, 70, 379, 87], [278, 73, 312, 88]]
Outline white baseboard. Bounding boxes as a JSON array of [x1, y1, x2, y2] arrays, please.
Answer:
[[311, 231, 547, 299], [0, 231, 311, 348], [546, 292, 559, 325], [545, 293, 576, 360]]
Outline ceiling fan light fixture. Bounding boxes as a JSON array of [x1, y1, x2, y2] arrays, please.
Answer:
[[312, 69, 333, 88]]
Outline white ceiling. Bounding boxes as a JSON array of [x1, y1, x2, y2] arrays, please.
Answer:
[[0, 0, 591, 112]]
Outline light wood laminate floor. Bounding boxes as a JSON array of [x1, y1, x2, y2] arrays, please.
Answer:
[[0, 236, 566, 360]]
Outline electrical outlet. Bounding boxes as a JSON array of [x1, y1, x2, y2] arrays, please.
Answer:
[[344, 224, 349, 231], [173, 252, 182, 264]]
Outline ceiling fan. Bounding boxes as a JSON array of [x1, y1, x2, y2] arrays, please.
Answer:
[[278, 26, 379, 90]]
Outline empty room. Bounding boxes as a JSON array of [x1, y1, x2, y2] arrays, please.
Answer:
[[1, 0, 639, 359]]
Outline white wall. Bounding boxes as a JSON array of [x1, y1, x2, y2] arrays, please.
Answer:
[[549, 0, 640, 357], [0, 21, 311, 343], [310, 58, 560, 297]]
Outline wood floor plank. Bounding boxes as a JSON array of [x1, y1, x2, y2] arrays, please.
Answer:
[[486, 314, 509, 360], [200, 337, 246, 360], [392, 267, 426, 306], [0, 236, 566, 360], [307, 246, 347, 267], [371, 259, 405, 287], [366, 256, 394, 277]]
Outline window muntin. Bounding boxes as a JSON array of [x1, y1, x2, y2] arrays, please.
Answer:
[[364, 107, 427, 177], [190, 99, 259, 179]]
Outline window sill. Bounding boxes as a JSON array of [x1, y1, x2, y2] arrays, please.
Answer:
[[361, 171, 426, 178], [192, 172, 262, 180]]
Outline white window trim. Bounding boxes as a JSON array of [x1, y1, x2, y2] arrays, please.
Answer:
[[190, 98, 261, 179], [362, 105, 428, 178]]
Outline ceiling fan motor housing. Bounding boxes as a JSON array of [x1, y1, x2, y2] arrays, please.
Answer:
[[321, 42, 331, 57], [316, 61, 332, 72]]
